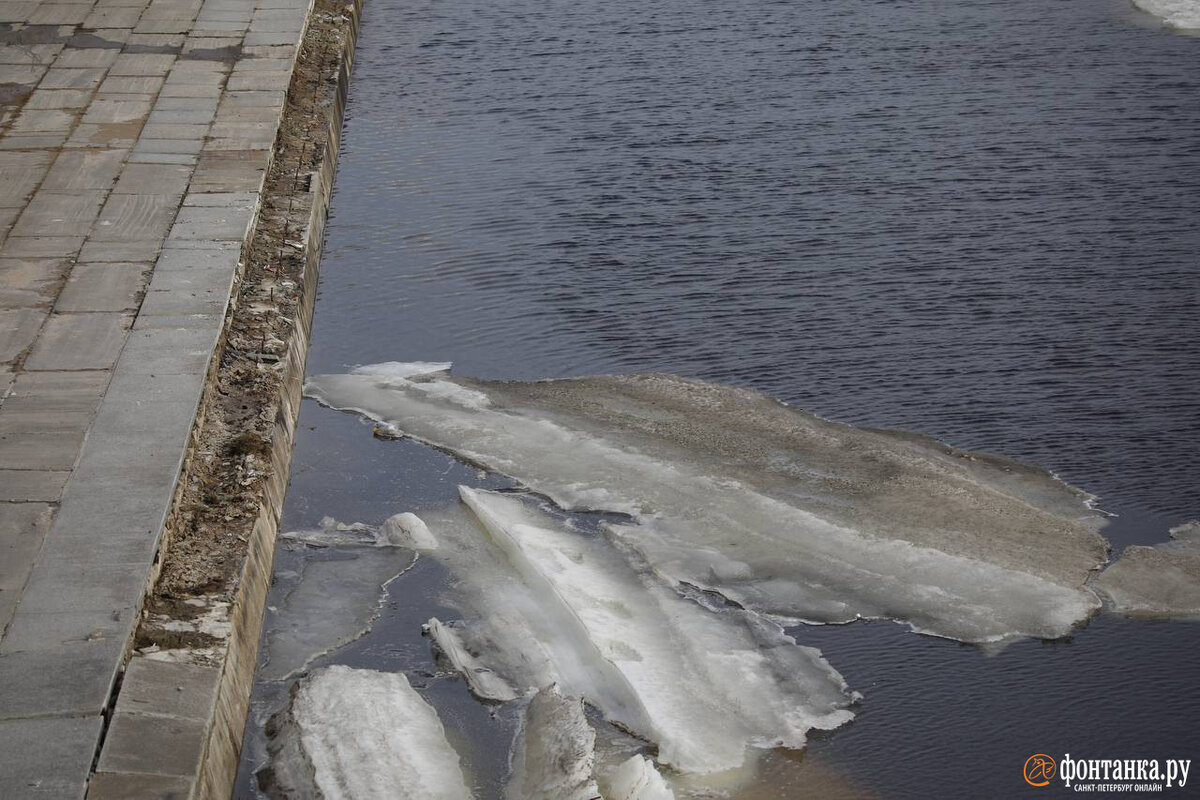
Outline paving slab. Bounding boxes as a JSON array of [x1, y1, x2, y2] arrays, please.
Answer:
[[0, 716, 103, 799], [42, 149, 129, 192], [0, 259, 68, 307], [23, 312, 132, 371], [0, 469, 71, 502], [0, 307, 47, 361], [87, 773, 193, 800], [0, 503, 53, 631], [55, 262, 152, 311]]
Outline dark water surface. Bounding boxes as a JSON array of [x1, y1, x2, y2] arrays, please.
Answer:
[[238, 0, 1200, 797]]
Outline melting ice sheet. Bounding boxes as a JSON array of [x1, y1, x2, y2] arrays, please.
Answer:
[[427, 488, 857, 774], [1095, 521, 1200, 617], [306, 365, 1111, 643]]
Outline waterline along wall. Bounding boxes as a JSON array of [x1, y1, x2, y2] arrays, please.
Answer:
[[86, 1, 364, 797]]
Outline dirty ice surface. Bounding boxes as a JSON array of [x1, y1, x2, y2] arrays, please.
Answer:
[[305, 363, 1112, 643], [1095, 521, 1200, 617], [263, 665, 472, 800]]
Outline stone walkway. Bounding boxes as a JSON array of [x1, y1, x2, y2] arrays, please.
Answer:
[[0, 0, 310, 796]]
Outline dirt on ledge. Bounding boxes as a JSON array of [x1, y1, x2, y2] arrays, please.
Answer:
[[134, 0, 355, 657]]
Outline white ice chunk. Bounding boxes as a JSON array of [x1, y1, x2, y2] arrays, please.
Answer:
[[426, 617, 518, 702], [505, 685, 600, 800], [382, 512, 439, 550], [305, 369, 1109, 643], [264, 666, 472, 800], [603, 756, 675, 800], [1132, 0, 1200, 30], [448, 488, 856, 774]]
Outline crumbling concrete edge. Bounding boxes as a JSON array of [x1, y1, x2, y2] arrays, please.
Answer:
[[86, 1, 364, 798]]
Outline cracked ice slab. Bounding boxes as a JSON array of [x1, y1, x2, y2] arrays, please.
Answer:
[[263, 665, 472, 800], [305, 365, 1110, 643], [429, 487, 857, 774]]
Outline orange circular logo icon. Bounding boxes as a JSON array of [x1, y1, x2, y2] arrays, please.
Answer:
[[1025, 754, 1057, 787]]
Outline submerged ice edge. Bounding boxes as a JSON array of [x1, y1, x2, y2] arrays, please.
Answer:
[[304, 366, 1111, 644]]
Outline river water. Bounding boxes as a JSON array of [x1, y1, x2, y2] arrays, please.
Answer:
[[236, 0, 1200, 797]]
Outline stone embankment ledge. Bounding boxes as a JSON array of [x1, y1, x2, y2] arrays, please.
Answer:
[[0, 0, 362, 796]]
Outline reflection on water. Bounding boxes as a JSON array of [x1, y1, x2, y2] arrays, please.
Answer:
[[238, 0, 1200, 795]]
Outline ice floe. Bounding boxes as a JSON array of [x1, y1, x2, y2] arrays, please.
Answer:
[[262, 665, 472, 800], [1094, 521, 1200, 618], [1132, 0, 1200, 30], [426, 617, 518, 702], [601, 756, 676, 800], [306, 366, 1110, 643], [428, 487, 857, 774], [505, 685, 601, 800]]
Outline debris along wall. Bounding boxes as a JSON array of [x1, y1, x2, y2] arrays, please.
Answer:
[[88, 1, 364, 797]]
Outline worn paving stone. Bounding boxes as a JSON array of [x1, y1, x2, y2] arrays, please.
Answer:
[[10, 109, 77, 134], [97, 713, 207, 778], [29, 4, 93, 25], [109, 52, 178, 76], [0, 607, 135, 655], [65, 121, 145, 148], [11, 191, 108, 239], [87, 772, 193, 800], [139, 121, 211, 140], [97, 74, 165, 94], [7, 370, 111, 399], [40, 67, 107, 90], [56, 263, 152, 311], [131, 136, 205, 155], [115, 659, 220, 720], [189, 147, 268, 191], [0, 393, 102, 434], [0, 716, 102, 800], [0, 152, 53, 208], [77, 238, 164, 262], [54, 47, 123, 70], [24, 89, 95, 110], [91, 193, 181, 241], [0, 470, 70, 502], [12, 559, 150, 616], [113, 162, 193, 195], [84, 6, 146, 28], [0, 430, 86, 471], [40, 152, 121, 197], [0, 259, 68, 308], [0, 503, 53, 632], [0, 236, 86, 259], [0, 308, 47, 362], [82, 96, 153, 124], [117, 325, 218, 373], [167, 203, 251, 240], [23, 312, 132, 371], [0, 637, 125, 719]]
